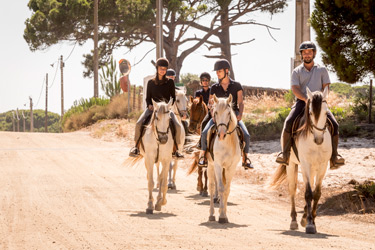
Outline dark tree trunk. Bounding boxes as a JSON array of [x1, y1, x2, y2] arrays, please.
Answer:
[[218, 5, 235, 79]]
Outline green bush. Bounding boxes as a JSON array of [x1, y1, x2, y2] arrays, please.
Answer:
[[354, 180, 375, 200], [283, 90, 295, 104]]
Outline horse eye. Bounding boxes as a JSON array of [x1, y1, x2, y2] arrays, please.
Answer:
[[177, 100, 180, 103]]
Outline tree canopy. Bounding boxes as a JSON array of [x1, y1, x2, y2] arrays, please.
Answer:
[[311, 0, 375, 83], [24, 0, 287, 81]]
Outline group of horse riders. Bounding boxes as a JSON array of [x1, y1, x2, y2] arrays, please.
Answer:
[[128, 40, 345, 171]]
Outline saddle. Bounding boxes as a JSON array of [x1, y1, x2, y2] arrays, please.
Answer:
[[206, 124, 244, 161], [290, 112, 334, 161]]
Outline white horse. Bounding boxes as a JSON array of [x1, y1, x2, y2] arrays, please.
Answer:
[[139, 99, 175, 214], [156, 89, 187, 190], [207, 94, 242, 223], [270, 87, 332, 234]]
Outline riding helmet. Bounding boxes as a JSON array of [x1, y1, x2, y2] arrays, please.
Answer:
[[156, 57, 169, 68], [299, 41, 317, 54], [213, 59, 231, 71], [166, 69, 176, 77], [199, 72, 211, 81]]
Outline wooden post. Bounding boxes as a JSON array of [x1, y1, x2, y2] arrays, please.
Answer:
[[29, 97, 34, 132], [370, 79, 373, 124], [138, 88, 142, 111], [16, 109, 20, 132], [133, 85, 136, 109], [22, 111, 26, 132], [12, 111, 15, 132]]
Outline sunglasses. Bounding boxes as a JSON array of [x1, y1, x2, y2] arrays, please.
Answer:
[[201, 79, 209, 82]]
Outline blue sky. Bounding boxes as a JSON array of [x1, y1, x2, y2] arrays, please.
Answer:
[[0, 0, 340, 115]]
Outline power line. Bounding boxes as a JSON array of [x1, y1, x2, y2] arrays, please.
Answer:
[[48, 59, 60, 89], [35, 75, 46, 107], [64, 41, 77, 62]]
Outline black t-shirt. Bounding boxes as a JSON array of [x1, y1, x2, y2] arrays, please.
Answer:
[[209, 79, 243, 112], [194, 88, 210, 105], [146, 78, 176, 107]]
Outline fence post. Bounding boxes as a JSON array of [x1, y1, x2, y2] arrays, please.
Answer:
[[133, 85, 136, 109], [369, 79, 373, 124], [138, 88, 142, 111]]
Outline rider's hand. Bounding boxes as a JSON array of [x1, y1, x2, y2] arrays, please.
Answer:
[[236, 114, 242, 121]]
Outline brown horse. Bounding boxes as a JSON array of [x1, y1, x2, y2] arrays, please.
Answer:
[[188, 96, 209, 196]]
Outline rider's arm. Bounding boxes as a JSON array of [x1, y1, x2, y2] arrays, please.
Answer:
[[237, 90, 244, 121], [291, 85, 307, 102], [322, 83, 330, 92]]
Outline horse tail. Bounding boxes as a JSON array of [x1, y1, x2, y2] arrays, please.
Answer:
[[123, 155, 144, 168], [268, 164, 287, 190], [187, 151, 199, 175]]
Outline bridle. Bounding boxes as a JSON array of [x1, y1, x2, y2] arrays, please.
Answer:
[[214, 105, 237, 136], [309, 100, 327, 134], [153, 110, 171, 142]]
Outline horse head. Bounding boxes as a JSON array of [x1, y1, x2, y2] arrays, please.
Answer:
[[174, 89, 188, 121], [213, 94, 237, 141], [188, 96, 207, 134], [305, 87, 329, 145], [151, 99, 173, 145]]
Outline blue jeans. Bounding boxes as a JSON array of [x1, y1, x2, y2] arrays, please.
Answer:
[[200, 118, 251, 153]]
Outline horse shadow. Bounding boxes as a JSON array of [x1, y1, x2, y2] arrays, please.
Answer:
[[200, 221, 248, 229], [128, 211, 177, 220], [185, 193, 209, 200], [196, 200, 238, 207], [276, 229, 338, 239]]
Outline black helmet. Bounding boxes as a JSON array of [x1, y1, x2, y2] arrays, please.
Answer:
[[213, 59, 231, 71], [299, 41, 316, 54], [199, 72, 211, 81], [166, 69, 176, 76], [155, 57, 169, 68]]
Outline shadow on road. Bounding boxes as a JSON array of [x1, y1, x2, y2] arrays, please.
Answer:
[[127, 211, 177, 220], [274, 229, 338, 239], [200, 221, 248, 229]]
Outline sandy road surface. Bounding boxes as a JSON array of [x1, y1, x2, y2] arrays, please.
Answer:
[[0, 131, 374, 250]]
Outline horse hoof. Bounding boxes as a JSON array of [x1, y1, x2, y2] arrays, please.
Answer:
[[155, 204, 162, 211], [290, 221, 298, 230], [209, 216, 216, 221], [218, 217, 228, 224], [168, 184, 173, 189], [300, 217, 307, 227], [172, 184, 177, 190], [146, 209, 153, 214], [214, 197, 220, 204], [202, 191, 208, 197], [305, 224, 317, 234]]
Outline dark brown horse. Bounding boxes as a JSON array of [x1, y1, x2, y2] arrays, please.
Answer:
[[188, 96, 209, 196]]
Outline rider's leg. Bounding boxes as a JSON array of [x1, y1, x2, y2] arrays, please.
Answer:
[[327, 111, 345, 169], [170, 112, 185, 158], [238, 120, 254, 170], [129, 109, 152, 157], [276, 99, 305, 164], [198, 118, 214, 167]]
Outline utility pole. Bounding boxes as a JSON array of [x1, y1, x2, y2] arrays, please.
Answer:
[[93, 0, 99, 97], [29, 97, 33, 132], [156, 0, 163, 59], [16, 109, 20, 132], [22, 111, 26, 132], [293, 0, 311, 70], [60, 55, 64, 117], [370, 79, 373, 124], [45, 73, 48, 133], [12, 111, 15, 132]]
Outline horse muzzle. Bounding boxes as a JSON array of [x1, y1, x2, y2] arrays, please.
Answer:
[[314, 136, 324, 145], [158, 134, 169, 144]]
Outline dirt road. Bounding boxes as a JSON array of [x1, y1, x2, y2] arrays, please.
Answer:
[[0, 131, 374, 249]]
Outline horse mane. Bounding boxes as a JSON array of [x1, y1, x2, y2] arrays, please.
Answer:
[[297, 92, 323, 138]]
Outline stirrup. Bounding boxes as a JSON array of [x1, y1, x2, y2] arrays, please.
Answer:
[[198, 156, 207, 168], [275, 152, 288, 165], [242, 157, 254, 170], [330, 155, 345, 170], [129, 147, 140, 157]]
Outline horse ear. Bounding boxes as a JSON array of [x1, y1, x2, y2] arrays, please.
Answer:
[[152, 99, 157, 108], [227, 94, 233, 104], [213, 94, 219, 103], [190, 96, 193, 103], [322, 86, 329, 100], [167, 98, 173, 110], [306, 88, 313, 100], [199, 95, 203, 104]]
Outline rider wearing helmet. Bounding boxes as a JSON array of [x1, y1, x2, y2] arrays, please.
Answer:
[[275, 41, 345, 169], [198, 59, 254, 170], [129, 58, 184, 158], [166, 69, 176, 81], [194, 72, 211, 133]]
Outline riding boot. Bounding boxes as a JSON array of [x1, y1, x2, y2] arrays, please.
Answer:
[[242, 152, 254, 170], [170, 119, 184, 159], [330, 135, 345, 169], [129, 126, 144, 157], [198, 150, 208, 168], [276, 131, 292, 165]]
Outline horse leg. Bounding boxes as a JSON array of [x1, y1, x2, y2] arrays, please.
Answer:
[[197, 167, 203, 193], [202, 170, 208, 197], [156, 162, 160, 189], [207, 165, 216, 221], [214, 178, 220, 204], [287, 164, 298, 230], [214, 165, 226, 223], [145, 160, 154, 214], [219, 173, 233, 224], [304, 182, 316, 234], [168, 162, 173, 189], [156, 161, 169, 211], [311, 170, 325, 232], [171, 159, 178, 190]]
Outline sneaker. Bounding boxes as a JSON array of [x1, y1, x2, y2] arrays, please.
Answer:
[[172, 151, 184, 159], [198, 156, 207, 168], [242, 157, 254, 170]]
